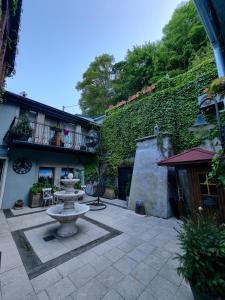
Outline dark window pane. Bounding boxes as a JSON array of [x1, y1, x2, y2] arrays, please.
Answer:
[[209, 185, 217, 196], [199, 174, 206, 183], [200, 184, 208, 195]]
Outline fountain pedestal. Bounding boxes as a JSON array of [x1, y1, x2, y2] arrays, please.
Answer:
[[46, 174, 89, 237]]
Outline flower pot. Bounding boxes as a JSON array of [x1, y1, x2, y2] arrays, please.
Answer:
[[191, 286, 220, 300], [29, 193, 41, 208], [14, 200, 24, 210], [103, 188, 115, 199]]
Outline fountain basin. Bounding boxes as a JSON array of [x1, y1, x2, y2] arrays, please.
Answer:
[[47, 203, 89, 237]]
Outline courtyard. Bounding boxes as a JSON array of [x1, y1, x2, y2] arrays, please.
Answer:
[[0, 198, 193, 300]]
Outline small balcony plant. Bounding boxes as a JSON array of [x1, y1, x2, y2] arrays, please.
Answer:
[[176, 211, 225, 300], [9, 114, 32, 141], [50, 125, 62, 146]]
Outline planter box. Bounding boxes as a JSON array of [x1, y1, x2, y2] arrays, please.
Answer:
[[103, 188, 115, 200], [29, 193, 41, 208]]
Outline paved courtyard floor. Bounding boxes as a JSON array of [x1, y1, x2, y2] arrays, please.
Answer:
[[0, 198, 193, 300]]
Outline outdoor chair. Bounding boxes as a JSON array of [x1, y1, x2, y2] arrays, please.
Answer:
[[42, 188, 54, 207]]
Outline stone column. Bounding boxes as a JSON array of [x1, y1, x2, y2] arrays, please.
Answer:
[[128, 133, 173, 218]]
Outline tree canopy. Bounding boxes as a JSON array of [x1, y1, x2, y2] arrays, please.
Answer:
[[76, 0, 211, 116]]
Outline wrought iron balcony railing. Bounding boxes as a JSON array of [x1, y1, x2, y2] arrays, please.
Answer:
[[5, 118, 99, 153]]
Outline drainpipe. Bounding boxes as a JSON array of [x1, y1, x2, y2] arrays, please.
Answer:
[[194, 0, 225, 77]]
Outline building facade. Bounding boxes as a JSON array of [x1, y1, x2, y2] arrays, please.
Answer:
[[0, 0, 22, 87], [0, 91, 99, 209]]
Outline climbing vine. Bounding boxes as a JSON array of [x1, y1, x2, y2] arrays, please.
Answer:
[[101, 58, 217, 177]]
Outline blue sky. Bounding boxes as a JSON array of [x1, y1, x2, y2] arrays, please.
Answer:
[[6, 0, 182, 114]]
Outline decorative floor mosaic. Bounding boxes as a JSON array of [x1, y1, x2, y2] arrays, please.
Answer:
[[11, 215, 122, 279]]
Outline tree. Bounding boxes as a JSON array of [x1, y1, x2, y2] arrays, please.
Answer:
[[112, 43, 156, 102], [76, 54, 114, 116], [156, 1, 208, 74]]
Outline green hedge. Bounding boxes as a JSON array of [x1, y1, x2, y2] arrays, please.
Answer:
[[101, 58, 217, 176]]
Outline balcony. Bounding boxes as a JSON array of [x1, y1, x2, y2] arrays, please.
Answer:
[[5, 118, 99, 155]]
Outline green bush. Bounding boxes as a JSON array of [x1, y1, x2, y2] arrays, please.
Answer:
[[176, 214, 225, 298]]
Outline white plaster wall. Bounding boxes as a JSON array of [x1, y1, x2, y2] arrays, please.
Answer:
[[128, 134, 172, 218]]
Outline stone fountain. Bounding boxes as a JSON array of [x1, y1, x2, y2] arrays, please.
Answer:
[[47, 173, 89, 237]]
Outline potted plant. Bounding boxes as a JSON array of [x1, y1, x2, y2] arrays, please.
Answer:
[[176, 212, 225, 300], [9, 114, 32, 141], [29, 182, 44, 207], [50, 125, 62, 146], [14, 199, 24, 210]]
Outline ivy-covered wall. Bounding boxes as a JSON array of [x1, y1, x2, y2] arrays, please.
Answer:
[[101, 58, 217, 176]]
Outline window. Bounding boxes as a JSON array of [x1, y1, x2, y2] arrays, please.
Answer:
[[199, 173, 217, 196], [199, 173, 219, 209], [38, 168, 54, 185], [61, 168, 74, 179]]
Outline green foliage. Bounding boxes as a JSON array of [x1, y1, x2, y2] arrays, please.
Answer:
[[9, 114, 32, 137], [84, 163, 97, 183], [74, 181, 81, 190], [209, 76, 225, 99], [176, 214, 225, 298], [76, 0, 211, 115], [101, 58, 217, 177], [30, 182, 45, 195], [76, 54, 115, 116]]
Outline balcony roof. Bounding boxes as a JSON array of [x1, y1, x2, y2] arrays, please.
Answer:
[[3, 91, 100, 128]]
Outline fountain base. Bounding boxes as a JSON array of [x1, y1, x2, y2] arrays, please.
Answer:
[[47, 203, 89, 238], [56, 221, 79, 237]]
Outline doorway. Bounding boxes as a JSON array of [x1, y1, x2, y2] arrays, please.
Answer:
[[118, 167, 133, 200]]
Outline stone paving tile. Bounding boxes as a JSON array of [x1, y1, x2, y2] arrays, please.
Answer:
[[131, 262, 158, 286], [115, 275, 145, 300], [174, 285, 194, 300], [37, 291, 50, 300], [145, 253, 168, 271], [1, 266, 33, 300], [101, 290, 125, 300], [68, 264, 98, 288], [127, 248, 147, 263], [45, 277, 76, 300], [117, 240, 138, 253], [31, 268, 62, 293], [20, 292, 38, 300], [89, 255, 112, 273], [92, 242, 112, 255], [136, 242, 155, 254], [159, 261, 183, 287], [137, 290, 157, 300], [113, 256, 138, 275], [56, 257, 84, 277], [146, 275, 179, 300], [71, 278, 108, 300], [104, 247, 125, 262], [95, 266, 124, 289]]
